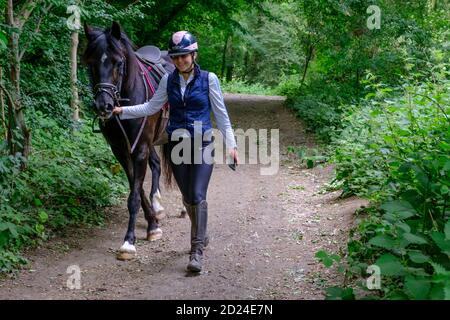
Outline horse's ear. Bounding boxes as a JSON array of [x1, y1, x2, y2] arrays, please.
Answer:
[[111, 21, 121, 40], [84, 21, 93, 40]]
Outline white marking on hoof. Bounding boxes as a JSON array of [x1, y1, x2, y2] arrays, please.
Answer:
[[152, 189, 165, 213], [147, 228, 162, 241], [119, 241, 136, 254]]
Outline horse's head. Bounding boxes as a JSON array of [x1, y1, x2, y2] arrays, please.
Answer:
[[83, 21, 134, 121]]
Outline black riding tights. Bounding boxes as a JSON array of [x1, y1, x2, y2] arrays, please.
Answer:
[[167, 138, 214, 205]]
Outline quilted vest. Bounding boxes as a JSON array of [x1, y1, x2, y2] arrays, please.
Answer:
[[166, 64, 212, 137]]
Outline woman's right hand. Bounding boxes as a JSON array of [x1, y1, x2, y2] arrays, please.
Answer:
[[229, 148, 239, 165], [112, 106, 123, 115]]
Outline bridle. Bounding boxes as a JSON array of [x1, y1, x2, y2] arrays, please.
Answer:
[[92, 56, 129, 116], [91, 53, 147, 155], [91, 47, 162, 155]]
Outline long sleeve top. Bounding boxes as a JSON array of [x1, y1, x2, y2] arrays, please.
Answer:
[[119, 72, 237, 150]]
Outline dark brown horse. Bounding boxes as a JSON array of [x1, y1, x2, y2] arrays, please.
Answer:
[[82, 21, 174, 260]]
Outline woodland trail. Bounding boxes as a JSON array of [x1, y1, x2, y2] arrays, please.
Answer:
[[0, 93, 367, 299]]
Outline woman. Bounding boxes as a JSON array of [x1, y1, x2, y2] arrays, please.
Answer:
[[113, 31, 239, 272]]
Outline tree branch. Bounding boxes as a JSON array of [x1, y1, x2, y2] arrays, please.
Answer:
[[125, 0, 142, 9], [17, 0, 39, 30], [0, 82, 17, 115], [0, 68, 6, 138]]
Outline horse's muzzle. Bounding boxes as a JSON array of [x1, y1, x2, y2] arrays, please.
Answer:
[[95, 101, 114, 121], [99, 111, 113, 121]]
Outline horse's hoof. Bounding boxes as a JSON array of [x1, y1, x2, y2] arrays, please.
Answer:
[[147, 228, 162, 241], [155, 210, 166, 221], [116, 251, 135, 261], [117, 241, 136, 260]]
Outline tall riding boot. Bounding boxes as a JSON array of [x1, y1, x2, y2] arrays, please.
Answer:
[[187, 200, 208, 272], [183, 199, 209, 248]]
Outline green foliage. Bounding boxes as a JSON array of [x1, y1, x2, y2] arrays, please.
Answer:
[[332, 67, 449, 201], [318, 64, 450, 299], [325, 287, 356, 300], [0, 29, 6, 50], [315, 250, 341, 268], [287, 145, 327, 168], [221, 79, 275, 95], [277, 0, 449, 143], [228, 1, 303, 86], [0, 116, 127, 273]]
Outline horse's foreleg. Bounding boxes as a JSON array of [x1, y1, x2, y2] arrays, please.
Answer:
[[109, 146, 138, 260], [148, 146, 165, 216], [120, 147, 149, 258]]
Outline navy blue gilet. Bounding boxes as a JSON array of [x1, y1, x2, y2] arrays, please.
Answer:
[[166, 64, 212, 137]]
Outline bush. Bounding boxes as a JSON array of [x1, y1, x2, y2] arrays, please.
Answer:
[[276, 73, 358, 143], [318, 66, 450, 300], [0, 115, 127, 273], [221, 78, 276, 96]]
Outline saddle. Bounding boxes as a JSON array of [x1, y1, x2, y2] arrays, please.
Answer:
[[135, 45, 175, 146]]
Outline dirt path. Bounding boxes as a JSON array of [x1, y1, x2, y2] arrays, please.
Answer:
[[0, 93, 367, 300]]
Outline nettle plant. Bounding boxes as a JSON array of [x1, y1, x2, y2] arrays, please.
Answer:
[[316, 67, 450, 300], [287, 146, 328, 169]]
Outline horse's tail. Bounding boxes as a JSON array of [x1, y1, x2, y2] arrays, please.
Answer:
[[161, 142, 174, 188]]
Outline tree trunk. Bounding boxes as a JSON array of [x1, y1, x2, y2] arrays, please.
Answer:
[[70, 30, 80, 122], [0, 80, 15, 155], [355, 67, 360, 95], [221, 34, 231, 80], [243, 50, 249, 81], [300, 43, 313, 86], [6, 0, 31, 163], [225, 36, 234, 82], [0, 67, 6, 139], [430, 0, 437, 11], [226, 64, 234, 83]]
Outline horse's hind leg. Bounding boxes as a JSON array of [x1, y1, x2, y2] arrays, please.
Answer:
[[148, 146, 165, 218], [140, 187, 162, 241], [149, 145, 187, 218]]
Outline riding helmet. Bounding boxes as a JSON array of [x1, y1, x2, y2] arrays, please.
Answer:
[[168, 31, 198, 57]]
